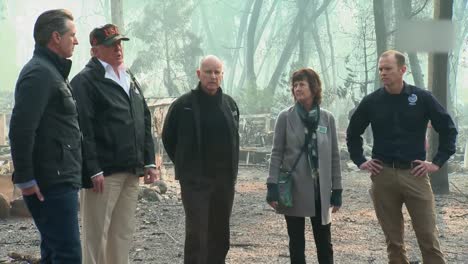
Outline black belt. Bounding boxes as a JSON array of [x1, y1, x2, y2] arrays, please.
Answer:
[[382, 160, 413, 169]]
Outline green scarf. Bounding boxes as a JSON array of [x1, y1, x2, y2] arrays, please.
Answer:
[[296, 102, 320, 171]]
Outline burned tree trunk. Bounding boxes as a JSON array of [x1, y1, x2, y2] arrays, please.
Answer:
[[245, 0, 263, 91], [227, 1, 254, 93], [265, 0, 331, 104], [111, 0, 124, 31], [427, 0, 453, 194], [373, 0, 387, 90]]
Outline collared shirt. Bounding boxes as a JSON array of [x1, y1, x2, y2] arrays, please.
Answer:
[[346, 82, 457, 168], [98, 59, 130, 96]]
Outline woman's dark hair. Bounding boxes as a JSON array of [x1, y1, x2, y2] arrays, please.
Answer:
[[291, 68, 322, 105]]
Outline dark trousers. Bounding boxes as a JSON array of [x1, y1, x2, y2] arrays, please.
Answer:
[[180, 170, 235, 264], [284, 200, 333, 264], [24, 184, 81, 264]]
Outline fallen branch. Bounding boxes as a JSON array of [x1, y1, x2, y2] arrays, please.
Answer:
[[230, 242, 259, 248], [449, 181, 468, 201], [446, 196, 467, 203], [155, 213, 182, 246], [450, 213, 468, 218], [162, 230, 181, 245]]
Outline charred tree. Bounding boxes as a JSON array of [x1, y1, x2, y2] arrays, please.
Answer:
[[427, 0, 453, 194], [395, 0, 425, 88], [245, 0, 263, 92], [265, 0, 331, 105], [373, 0, 387, 90], [111, 0, 124, 31], [226, 1, 254, 93], [325, 10, 337, 90], [311, 22, 331, 95]]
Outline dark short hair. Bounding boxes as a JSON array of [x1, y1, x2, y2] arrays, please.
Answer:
[[33, 9, 74, 46], [380, 50, 406, 67], [291, 68, 323, 105]]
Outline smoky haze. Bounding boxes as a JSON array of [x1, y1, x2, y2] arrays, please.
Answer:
[[0, 0, 467, 147]]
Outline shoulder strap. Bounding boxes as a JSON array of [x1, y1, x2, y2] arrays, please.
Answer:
[[280, 108, 307, 174], [289, 140, 307, 173]]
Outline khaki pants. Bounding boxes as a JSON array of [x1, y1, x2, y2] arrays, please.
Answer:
[[371, 167, 446, 264], [81, 172, 139, 264]]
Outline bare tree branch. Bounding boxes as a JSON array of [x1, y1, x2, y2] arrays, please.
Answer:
[[409, 0, 430, 18]]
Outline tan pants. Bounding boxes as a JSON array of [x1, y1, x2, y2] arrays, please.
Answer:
[[371, 167, 446, 264], [81, 172, 140, 264]]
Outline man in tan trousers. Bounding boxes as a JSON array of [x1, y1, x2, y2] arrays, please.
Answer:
[[71, 24, 159, 264], [347, 50, 457, 264]]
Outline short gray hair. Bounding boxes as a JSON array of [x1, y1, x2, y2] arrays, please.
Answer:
[[33, 9, 74, 46], [199, 55, 223, 69]]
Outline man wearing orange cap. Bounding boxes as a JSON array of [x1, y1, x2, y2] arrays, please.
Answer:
[[71, 24, 159, 264]]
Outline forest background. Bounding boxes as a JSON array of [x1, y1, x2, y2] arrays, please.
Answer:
[[0, 0, 467, 174]]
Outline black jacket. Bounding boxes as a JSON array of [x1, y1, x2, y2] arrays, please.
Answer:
[[9, 45, 82, 191], [71, 57, 155, 188], [162, 85, 240, 183]]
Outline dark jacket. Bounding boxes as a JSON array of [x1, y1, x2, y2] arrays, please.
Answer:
[[71, 57, 155, 188], [9, 45, 82, 191], [162, 85, 240, 184], [347, 83, 457, 168]]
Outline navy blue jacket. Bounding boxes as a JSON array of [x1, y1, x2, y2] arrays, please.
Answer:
[[347, 83, 457, 168]]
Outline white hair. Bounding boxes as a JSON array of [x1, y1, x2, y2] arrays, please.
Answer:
[[199, 55, 224, 69]]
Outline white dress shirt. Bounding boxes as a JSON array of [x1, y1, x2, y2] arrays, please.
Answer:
[[98, 59, 130, 96]]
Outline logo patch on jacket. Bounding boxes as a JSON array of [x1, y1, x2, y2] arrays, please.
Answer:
[[408, 94, 417, 106]]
